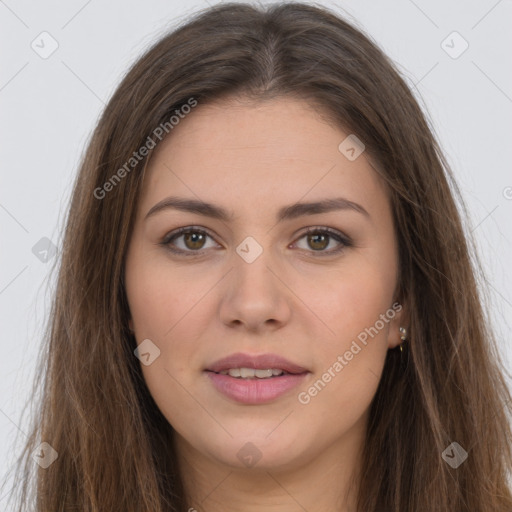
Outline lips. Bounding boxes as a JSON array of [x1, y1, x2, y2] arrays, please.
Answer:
[[205, 352, 309, 375], [204, 352, 310, 404]]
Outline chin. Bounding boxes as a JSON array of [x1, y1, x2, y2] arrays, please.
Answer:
[[205, 430, 313, 472]]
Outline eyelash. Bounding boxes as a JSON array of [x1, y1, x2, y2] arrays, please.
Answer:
[[160, 225, 352, 257]]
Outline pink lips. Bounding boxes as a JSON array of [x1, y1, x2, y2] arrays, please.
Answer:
[[205, 352, 310, 404], [206, 352, 309, 375]]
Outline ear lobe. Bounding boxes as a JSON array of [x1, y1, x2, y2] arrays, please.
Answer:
[[128, 318, 134, 332], [386, 300, 408, 349]]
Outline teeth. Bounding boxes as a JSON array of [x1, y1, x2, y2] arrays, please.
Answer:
[[241, 368, 258, 378], [218, 367, 285, 378], [254, 369, 273, 378]]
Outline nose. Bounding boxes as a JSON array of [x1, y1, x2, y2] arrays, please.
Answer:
[[218, 248, 292, 333]]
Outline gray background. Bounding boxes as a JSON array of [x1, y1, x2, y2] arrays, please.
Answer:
[[1, 0, 511, 502]]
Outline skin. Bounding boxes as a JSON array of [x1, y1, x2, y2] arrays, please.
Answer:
[[124, 96, 405, 512]]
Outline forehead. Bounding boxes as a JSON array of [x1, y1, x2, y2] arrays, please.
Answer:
[[138, 96, 388, 222]]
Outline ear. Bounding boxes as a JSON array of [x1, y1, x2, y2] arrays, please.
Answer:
[[128, 317, 134, 332], [386, 300, 408, 349]]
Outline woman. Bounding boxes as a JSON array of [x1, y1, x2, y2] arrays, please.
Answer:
[[8, 2, 512, 511]]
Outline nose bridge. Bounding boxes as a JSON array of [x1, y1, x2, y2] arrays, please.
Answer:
[[235, 251, 272, 290], [219, 235, 291, 329], [232, 235, 280, 298]]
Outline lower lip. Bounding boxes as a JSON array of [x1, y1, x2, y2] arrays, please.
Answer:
[[205, 371, 309, 404]]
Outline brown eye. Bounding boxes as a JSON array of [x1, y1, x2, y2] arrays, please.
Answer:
[[162, 227, 218, 255], [307, 233, 329, 251], [294, 227, 351, 256], [182, 232, 207, 250]]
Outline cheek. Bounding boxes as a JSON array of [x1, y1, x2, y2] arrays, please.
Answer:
[[124, 248, 213, 389], [125, 251, 203, 430], [302, 258, 396, 347], [125, 246, 210, 338], [298, 259, 395, 400]]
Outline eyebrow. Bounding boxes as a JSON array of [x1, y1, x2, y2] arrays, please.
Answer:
[[144, 196, 369, 222]]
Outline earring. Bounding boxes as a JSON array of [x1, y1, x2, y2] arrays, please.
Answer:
[[399, 326, 407, 353]]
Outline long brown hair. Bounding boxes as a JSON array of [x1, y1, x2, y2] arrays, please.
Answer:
[[6, 2, 512, 510]]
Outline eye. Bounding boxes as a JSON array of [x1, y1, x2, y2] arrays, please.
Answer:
[[160, 227, 219, 255], [292, 227, 351, 255], [160, 226, 352, 257]]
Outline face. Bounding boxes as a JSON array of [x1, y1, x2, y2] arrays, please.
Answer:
[[124, 96, 404, 472]]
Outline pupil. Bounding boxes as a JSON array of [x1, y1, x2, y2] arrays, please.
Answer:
[[309, 233, 328, 250], [185, 232, 205, 250]]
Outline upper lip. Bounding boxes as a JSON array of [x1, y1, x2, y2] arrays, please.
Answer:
[[206, 352, 309, 375]]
